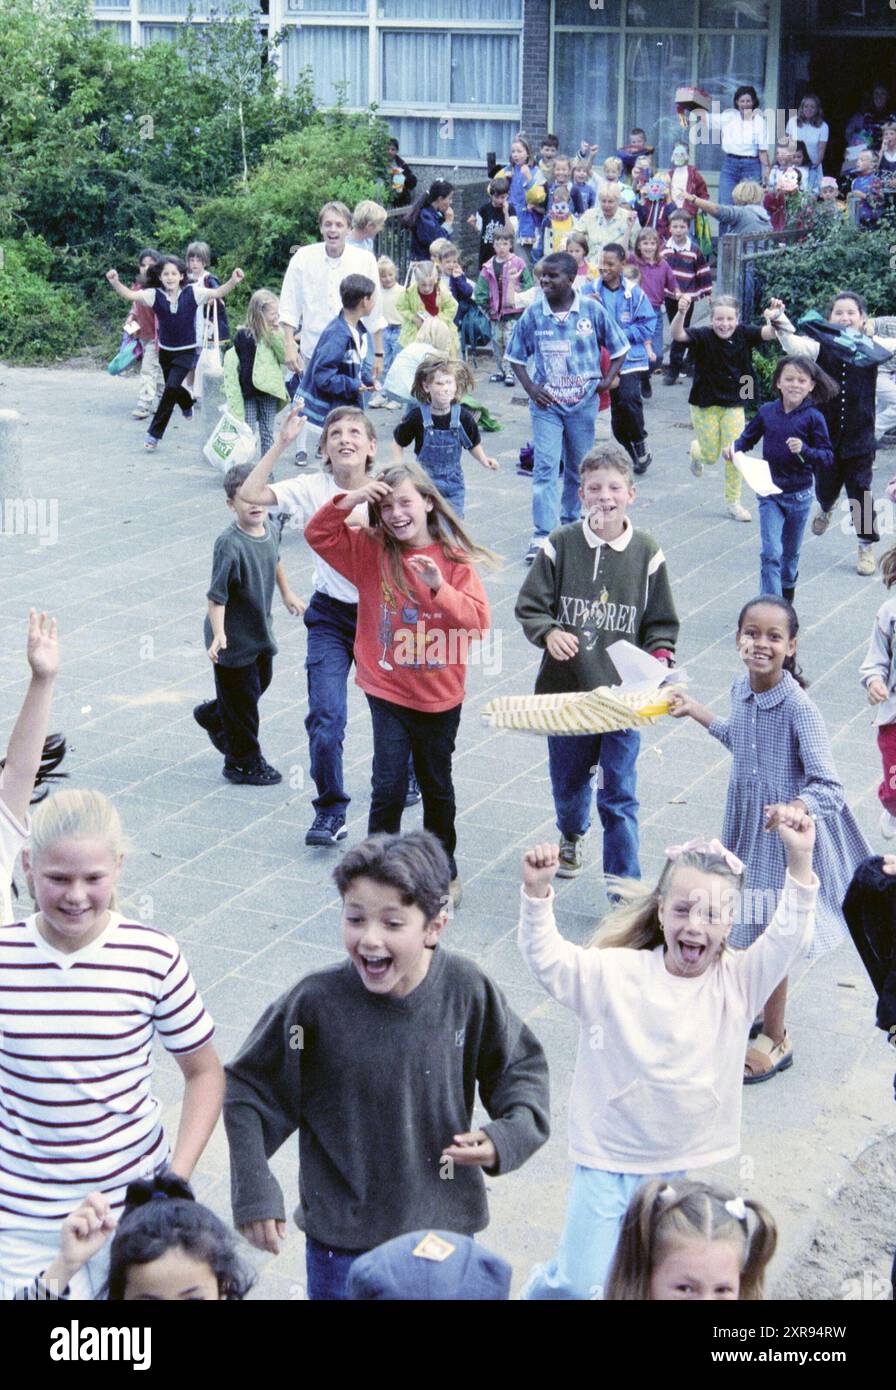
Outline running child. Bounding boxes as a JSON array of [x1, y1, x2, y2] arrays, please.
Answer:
[[722, 355, 836, 600], [105, 259, 243, 451], [297, 273, 377, 450], [224, 828, 550, 1299], [15, 1173, 255, 1301], [196, 459, 304, 787], [768, 293, 896, 575], [128, 248, 161, 420], [239, 407, 379, 847], [517, 814, 815, 1299], [659, 210, 712, 386], [0, 788, 222, 1299], [474, 228, 533, 385], [669, 596, 870, 1083], [605, 1179, 778, 1300], [583, 244, 656, 474], [1, 610, 61, 926], [391, 359, 498, 518], [186, 240, 231, 346], [305, 465, 496, 902], [515, 444, 678, 883], [629, 228, 679, 389], [859, 544, 896, 842], [670, 292, 779, 523], [223, 288, 289, 461]]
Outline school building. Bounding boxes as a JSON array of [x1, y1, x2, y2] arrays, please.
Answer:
[[93, 0, 896, 182]]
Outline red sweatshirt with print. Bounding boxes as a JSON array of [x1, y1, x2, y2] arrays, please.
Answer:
[[305, 497, 490, 713]]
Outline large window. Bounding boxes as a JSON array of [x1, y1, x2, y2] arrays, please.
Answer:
[[551, 0, 771, 175], [282, 25, 368, 107]]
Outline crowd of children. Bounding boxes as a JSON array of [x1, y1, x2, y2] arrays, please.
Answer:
[[9, 105, 896, 1307]]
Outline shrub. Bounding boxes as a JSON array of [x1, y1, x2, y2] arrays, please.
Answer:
[[756, 209, 896, 321], [0, 240, 87, 363]]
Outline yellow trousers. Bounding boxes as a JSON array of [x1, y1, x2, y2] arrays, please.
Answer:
[[689, 405, 744, 503]]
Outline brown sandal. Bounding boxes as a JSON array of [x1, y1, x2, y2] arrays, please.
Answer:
[[743, 1031, 793, 1085]]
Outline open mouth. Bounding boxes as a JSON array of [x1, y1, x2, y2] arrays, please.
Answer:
[[678, 941, 705, 966], [389, 517, 413, 535], [358, 952, 392, 981]]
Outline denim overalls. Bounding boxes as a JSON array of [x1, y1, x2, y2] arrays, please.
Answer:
[[418, 402, 472, 516]]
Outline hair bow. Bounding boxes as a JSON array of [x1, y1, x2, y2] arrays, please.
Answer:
[[665, 838, 745, 876], [724, 1196, 748, 1223]]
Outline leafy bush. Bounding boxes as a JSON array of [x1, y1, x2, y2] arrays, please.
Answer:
[[0, 240, 86, 363], [756, 210, 896, 321]]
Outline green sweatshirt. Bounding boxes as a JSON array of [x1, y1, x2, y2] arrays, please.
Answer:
[[223, 947, 550, 1249], [515, 517, 679, 695]]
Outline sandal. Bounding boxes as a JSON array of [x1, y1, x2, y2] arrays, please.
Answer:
[[744, 1031, 793, 1085]]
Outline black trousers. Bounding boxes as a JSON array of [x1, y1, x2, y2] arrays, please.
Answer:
[[609, 372, 647, 454], [667, 302, 694, 372], [815, 450, 879, 543], [211, 652, 274, 765], [148, 347, 197, 440], [366, 694, 462, 879]]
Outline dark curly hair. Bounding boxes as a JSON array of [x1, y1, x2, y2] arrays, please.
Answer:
[[102, 1172, 255, 1301]]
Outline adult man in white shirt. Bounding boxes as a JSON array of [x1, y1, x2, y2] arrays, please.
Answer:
[[280, 201, 384, 462]]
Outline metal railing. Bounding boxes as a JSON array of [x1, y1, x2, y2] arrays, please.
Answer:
[[377, 210, 413, 281], [716, 227, 804, 320]]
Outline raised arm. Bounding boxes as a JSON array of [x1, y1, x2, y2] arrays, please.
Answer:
[[203, 268, 245, 300], [105, 269, 144, 303], [1, 611, 59, 825]]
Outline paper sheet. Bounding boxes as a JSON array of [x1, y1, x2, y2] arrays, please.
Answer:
[[732, 450, 782, 497], [606, 640, 687, 700]]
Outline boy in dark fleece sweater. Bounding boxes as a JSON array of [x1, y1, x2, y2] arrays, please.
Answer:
[[515, 443, 679, 883], [224, 829, 549, 1301]]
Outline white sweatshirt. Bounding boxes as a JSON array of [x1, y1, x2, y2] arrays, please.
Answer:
[[517, 871, 817, 1173]]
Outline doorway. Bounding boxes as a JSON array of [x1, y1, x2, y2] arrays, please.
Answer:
[[780, 36, 896, 172]]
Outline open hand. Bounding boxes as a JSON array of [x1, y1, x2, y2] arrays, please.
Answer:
[[406, 554, 443, 591], [342, 478, 393, 511], [441, 1130, 497, 1169], [522, 842, 561, 897], [239, 1219, 287, 1256], [278, 405, 306, 447], [27, 609, 59, 680]]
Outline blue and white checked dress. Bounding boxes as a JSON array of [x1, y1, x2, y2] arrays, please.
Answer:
[[708, 672, 870, 955]]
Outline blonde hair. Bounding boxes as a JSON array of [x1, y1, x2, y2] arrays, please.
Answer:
[[856, 148, 879, 169], [318, 200, 351, 227], [352, 199, 387, 232], [591, 847, 743, 952], [244, 289, 279, 344], [426, 240, 453, 264], [603, 157, 623, 179], [377, 255, 397, 276], [605, 1179, 778, 1301], [367, 462, 499, 604], [732, 180, 763, 205], [414, 317, 455, 352], [709, 293, 739, 317], [410, 356, 474, 405], [28, 789, 129, 909], [413, 260, 439, 285]]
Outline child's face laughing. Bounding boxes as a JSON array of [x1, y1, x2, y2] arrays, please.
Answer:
[[342, 877, 445, 997], [379, 479, 433, 548], [660, 867, 735, 978]]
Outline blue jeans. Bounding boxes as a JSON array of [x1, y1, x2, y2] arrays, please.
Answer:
[[547, 728, 640, 879], [305, 1234, 368, 1301], [521, 1166, 684, 1300], [718, 153, 762, 209], [648, 311, 665, 367], [530, 398, 598, 540], [382, 323, 401, 378], [303, 592, 358, 814], [757, 487, 813, 594]]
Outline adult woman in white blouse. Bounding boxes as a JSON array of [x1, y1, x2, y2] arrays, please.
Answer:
[[710, 85, 771, 208]]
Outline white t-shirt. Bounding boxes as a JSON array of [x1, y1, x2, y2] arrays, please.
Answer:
[[785, 117, 829, 166], [270, 472, 368, 604], [715, 109, 769, 158], [0, 791, 29, 926], [279, 243, 382, 360]]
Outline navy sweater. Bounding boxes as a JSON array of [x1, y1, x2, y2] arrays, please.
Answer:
[[735, 399, 833, 492]]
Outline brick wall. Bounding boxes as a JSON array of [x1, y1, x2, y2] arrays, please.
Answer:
[[521, 0, 550, 140]]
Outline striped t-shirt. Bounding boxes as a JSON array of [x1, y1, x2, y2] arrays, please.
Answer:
[[0, 913, 214, 1229]]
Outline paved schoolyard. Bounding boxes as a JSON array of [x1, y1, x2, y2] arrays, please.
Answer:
[[0, 355, 893, 1299]]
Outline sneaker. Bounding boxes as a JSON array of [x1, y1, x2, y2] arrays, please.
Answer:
[[368, 392, 388, 408], [132, 407, 149, 419], [305, 811, 348, 846], [223, 757, 283, 786], [663, 368, 679, 386], [811, 508, 832, 536], [689, 442, 703, 477], [489, 371, 505, 383], [144, 435, 159, 451], [525, 539, 544, 565], [405, 771, 422, 808], [448, 878, 463, 909], [727, 501, 752, 522], [193, 701, 228, 754], [181, 397, 195, 420], [631, 443, 652, 475], [857, 544, 877, 576], [504, 372, 516, 386], [383, 399, 400, 410], [881, 809, 896, 839], [556, 833, 585, 878]]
